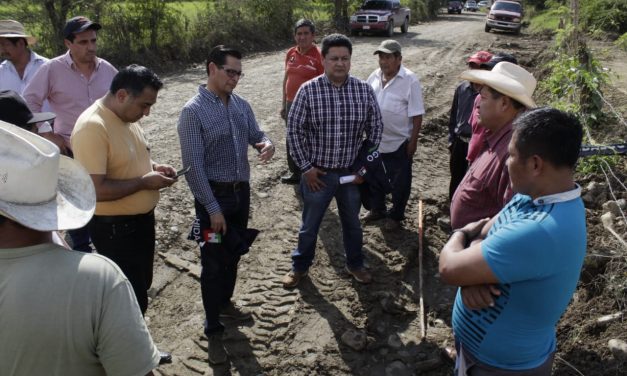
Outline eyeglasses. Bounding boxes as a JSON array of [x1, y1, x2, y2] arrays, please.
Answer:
[[218, 65, 244, 79]]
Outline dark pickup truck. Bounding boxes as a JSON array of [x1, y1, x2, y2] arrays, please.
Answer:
[[349, 0, 411, 36]]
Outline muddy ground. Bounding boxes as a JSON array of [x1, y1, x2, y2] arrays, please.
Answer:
[[135, 12, 627, 376]]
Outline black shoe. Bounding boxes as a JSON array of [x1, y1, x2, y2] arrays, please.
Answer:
[[280, 173, 300, 184], [158, 350, 172, 364]]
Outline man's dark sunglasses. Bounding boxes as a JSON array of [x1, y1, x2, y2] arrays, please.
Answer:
[[218, 65, 244, 78]]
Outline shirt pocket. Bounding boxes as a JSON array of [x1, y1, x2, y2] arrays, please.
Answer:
[[382, 93, 406, 115]]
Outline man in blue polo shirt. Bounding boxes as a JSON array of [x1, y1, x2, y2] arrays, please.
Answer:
[[439, 107, 586, 375]]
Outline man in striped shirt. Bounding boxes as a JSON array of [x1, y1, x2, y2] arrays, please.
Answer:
[[283, 34, 383, 288], [177, 45, 274, 365]]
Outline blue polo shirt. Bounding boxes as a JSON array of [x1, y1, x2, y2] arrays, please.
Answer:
[[452, 187, 586, 370]]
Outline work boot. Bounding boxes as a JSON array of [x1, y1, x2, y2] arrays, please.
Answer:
[[345, 266, 372, 284], [220, 302, 253, 321], [207, 333, 227, 365], [362, 210, 386, 223], [282, 270, 308, 288]]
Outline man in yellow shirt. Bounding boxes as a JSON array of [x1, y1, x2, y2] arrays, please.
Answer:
[[71, 64, 176, 364]]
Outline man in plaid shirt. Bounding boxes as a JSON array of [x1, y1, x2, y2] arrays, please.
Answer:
[[283, 33, 383, 288]]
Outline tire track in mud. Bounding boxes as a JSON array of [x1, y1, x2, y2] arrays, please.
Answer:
[[142, 13, 530, 375]]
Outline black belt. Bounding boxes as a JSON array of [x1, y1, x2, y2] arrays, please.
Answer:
[[92, 210, 154, 224], [313, 166, 350, 173], [209, 181, 248, 194]]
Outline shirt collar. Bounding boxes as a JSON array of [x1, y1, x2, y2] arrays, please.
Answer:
[[377, 65, 406, 82], [322, 73, 350, 88], [533, 184, 581, 206], [29, 50, 45, 64], [63, 50, 101, 70], [485, 121, 513, 149], [199, 84, 227, 103]]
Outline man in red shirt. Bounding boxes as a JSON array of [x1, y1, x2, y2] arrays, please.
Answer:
[[450, 62, 536, 230], [280, 19, 324, 184]]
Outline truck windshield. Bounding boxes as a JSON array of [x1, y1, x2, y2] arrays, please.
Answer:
[[492, 2, 522, 13], [362, 1, 392, 10]]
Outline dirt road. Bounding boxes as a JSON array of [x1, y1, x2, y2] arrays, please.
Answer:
[[142, 13, 547, 376]]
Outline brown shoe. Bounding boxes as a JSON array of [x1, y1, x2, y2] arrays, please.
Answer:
[[282, 270, 308, 288], [220, 302, 253, 321], [362, 210, 386, 223], [345, 266, 372, 284]]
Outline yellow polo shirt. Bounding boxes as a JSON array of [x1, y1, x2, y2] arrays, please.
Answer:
[[71, 99, 159, 215]]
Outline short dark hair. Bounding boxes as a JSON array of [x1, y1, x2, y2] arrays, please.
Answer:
[[294, 19, 315, 34], [3, 37, 26, 47], [206, 45, 242, 76], [487, 86, 525, 110], [109, 65, 163, 97], [321, 34, 352, 57], [513, 107, 583, 169]]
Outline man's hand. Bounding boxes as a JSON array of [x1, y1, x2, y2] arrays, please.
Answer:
[[353, 175, 365, 184], [407, 138, 418, 158], [303, 167, 327, 192], [255, 142, 275, 163], [140, 171, 176, 190], [41, 132, 69, 155], [461, 284, 501, 310], [458, 217, 491, 240], [153, 163, 177, 178], [210, 212, 227, 234]]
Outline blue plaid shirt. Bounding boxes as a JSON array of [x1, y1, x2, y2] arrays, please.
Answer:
[[177, 85, 271, 215], [287, 74, 383, 172]]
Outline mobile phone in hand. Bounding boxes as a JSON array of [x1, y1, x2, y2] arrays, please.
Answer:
[[175, 166, 191, 178]]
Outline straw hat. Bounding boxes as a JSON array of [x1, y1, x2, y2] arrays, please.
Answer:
[[461, 61, 536, 109], [0, 121, 95, 231], [0, 20, 36, 45]]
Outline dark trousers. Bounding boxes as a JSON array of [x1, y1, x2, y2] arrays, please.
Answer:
[[449, 136, 469, 201], [197, 183, 250, 336], [370, 141, 412, 221], [285, 101, 300, 176], [88, 211, 156, 315], [68, 225, 92, 253]]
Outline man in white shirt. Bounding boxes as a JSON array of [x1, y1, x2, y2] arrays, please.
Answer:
[[0, 20, 50, 126], [366, 40, 425, 230]]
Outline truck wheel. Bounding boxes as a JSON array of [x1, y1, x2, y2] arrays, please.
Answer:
[[386, 21, 394, 37], [484, 25, 491, 33], [401, 18, 408, 33]]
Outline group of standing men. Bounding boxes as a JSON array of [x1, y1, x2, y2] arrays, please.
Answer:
[[1, 15, 588, 376]]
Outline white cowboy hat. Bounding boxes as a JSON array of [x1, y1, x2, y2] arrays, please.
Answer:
[[0, 20, 37, 45], [0, 121, 95, 231], [460, 61, 536, 109]]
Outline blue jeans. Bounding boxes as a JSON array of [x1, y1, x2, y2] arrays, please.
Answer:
[[196, 183, 250, 336], [291, 171, 364, 272], [370, 141, 412, 221]]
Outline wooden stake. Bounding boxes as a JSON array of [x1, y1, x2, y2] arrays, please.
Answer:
[[418, 199, 426, 339]]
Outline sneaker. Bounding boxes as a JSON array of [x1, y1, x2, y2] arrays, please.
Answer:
[[282, 270, 308, 288], [207, 334, 228, 365], [384, 218, 401, 231], [345, 266, 372, 284], [158, 350, 172, 364], [219, 303, 252, 321], [362, 210, 386, 223]]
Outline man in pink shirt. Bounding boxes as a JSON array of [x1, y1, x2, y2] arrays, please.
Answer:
[[23, 16, 117, 253], [23, 16, 117, 156], [450, 62, 536, 230]]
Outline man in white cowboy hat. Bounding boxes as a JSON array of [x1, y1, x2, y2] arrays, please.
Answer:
[[0, 20, 48, 95], [0, 121, 161, 375], [450, 61, 536, 230], [440, 107, 586, 375]]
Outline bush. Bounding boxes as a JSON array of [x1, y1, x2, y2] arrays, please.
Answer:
[[615, 33, 627, 52], [580, 0, 627, 34]]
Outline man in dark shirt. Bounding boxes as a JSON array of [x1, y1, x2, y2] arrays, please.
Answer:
[[447, 50, 492, 200], [283, 34, 383, 288]]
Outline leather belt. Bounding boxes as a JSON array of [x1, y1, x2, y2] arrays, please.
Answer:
[[92, 210, 154, 224], [209, 181, 248, 194]]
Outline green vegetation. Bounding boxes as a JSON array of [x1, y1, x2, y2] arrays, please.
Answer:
[[615, 33, 627, 52], [528, 0, 627, 36], [527, 5, 569, 33]]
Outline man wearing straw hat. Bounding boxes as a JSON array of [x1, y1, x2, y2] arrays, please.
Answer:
[[450, 61, 536, 230], [0, 20, 48, 96], [0, 121, 161, 375]]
